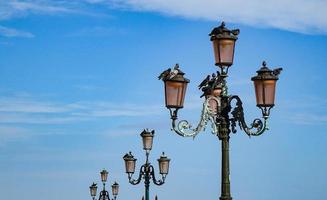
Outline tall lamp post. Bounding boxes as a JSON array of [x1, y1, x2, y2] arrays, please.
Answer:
[[158, 22, 283, 200], [123, 129, 170, 200], [89, 169, 119, 200]]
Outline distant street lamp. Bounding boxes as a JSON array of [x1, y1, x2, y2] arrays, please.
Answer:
[[159, 22, 283, 200], [89, 169, 119, 200], [123, 129, 170, 200]]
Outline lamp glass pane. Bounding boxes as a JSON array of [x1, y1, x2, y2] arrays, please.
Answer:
[[208, 98, 218, 114], [254, 80, 276, 106], [213, 39, 235, 66], [165, 81, 187, 108], [100, 171, 108, 182], [125, 160, 136, 173], [211, 88, 222, 97], [142, 135, 153, 150], [159, 160, 169, 174]]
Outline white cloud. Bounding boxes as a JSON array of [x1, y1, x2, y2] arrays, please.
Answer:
[[0, 25, 34, 38], [1, 0, 326, 34], [0, 0, 76, 20], [109, 0, 327, 34]]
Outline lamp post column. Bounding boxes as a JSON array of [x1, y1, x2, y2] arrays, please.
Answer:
[[220, 135, 232, 200], [219, 97, 232, 200], [144, 167, 150, 200]]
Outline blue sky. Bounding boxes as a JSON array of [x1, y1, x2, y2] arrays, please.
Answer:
[[0, 1, 327, 200]]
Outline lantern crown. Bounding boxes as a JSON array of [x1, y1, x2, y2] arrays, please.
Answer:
[[209, 21, 240, 41], [251, 61, 283, 81], [158, 63, 190, 83], [123, 151, 136, 161], [158, 152, 170, 162], [90, 182, 97, 189], [140, 129, 155, 138]]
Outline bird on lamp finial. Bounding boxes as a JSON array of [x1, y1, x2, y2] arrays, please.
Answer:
[[273, 67, 283, 76], [169, 63, 179, 79], [158, 63, 180, 80], [198, 75, 210, 89], [158, 68, 171, 80]]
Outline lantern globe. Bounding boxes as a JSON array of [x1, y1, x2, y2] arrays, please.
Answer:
[[89, 183, 97, 198], [140, 129, 154, 151], [123, 152, 137, 174], [211, 86, 222, 97], [251, 61, 282, 109], [158, 152, 170, 175], [209, 22, 239, 68], [159, 64, 190, 109], [111, 182, 119, 196], [100, 169, 109, 183]]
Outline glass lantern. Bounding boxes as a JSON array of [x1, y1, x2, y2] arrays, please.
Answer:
[[209, 22, 239, 68], [123, 152, 137, 174], [140, 129, 154, 151]]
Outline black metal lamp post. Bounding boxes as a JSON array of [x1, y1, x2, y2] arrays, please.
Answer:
[[159, 22, 283, 200], [89, 169, 119, 200], [123, 129, 170, 200]]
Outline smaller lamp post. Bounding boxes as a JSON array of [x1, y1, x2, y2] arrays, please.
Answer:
[[123, 129, 170, 200], [89, 169, 119, 200]]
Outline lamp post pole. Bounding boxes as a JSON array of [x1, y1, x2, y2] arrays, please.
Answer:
[[159, 22, 283, 200], [89, 169, 119, 200], [123, 129, 170, 200]]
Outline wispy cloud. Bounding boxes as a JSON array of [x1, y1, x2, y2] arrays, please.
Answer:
[[0, 125, 30, 145], [108, 0, 327, 34], [288, 113, 327, 125], [0, 0, 109, 21], [0, 1, 75, 21], [278, 96, 327, 126], [0, 95, 163, 124], [66, 26, 125, 37], [0, 25, 34, 38]]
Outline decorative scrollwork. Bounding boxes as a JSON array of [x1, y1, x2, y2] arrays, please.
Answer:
[[128, 165, 144, 185], [229, 95, 268, 136], [171, 96, 220, 138], [150, 165, 165, 186]]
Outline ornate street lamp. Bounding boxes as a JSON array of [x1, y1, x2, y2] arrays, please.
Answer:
[[89, 169, 119, 200], [159, 22, 282, 200], [123, 129, 170, 200]]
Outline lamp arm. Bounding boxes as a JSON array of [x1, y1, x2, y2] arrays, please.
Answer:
[[228, 95, 268, 136], [169, 96, 220, 138], [99, 190, 110, 200], [149, 165, 165, 186], [128, 165, 145, 185]]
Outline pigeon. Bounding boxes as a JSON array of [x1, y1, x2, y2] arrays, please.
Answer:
[[158, 68, 171, 80], [198, 75, 210, 89], [168, 63, 180, 79], [273, 68, 283, 76]]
